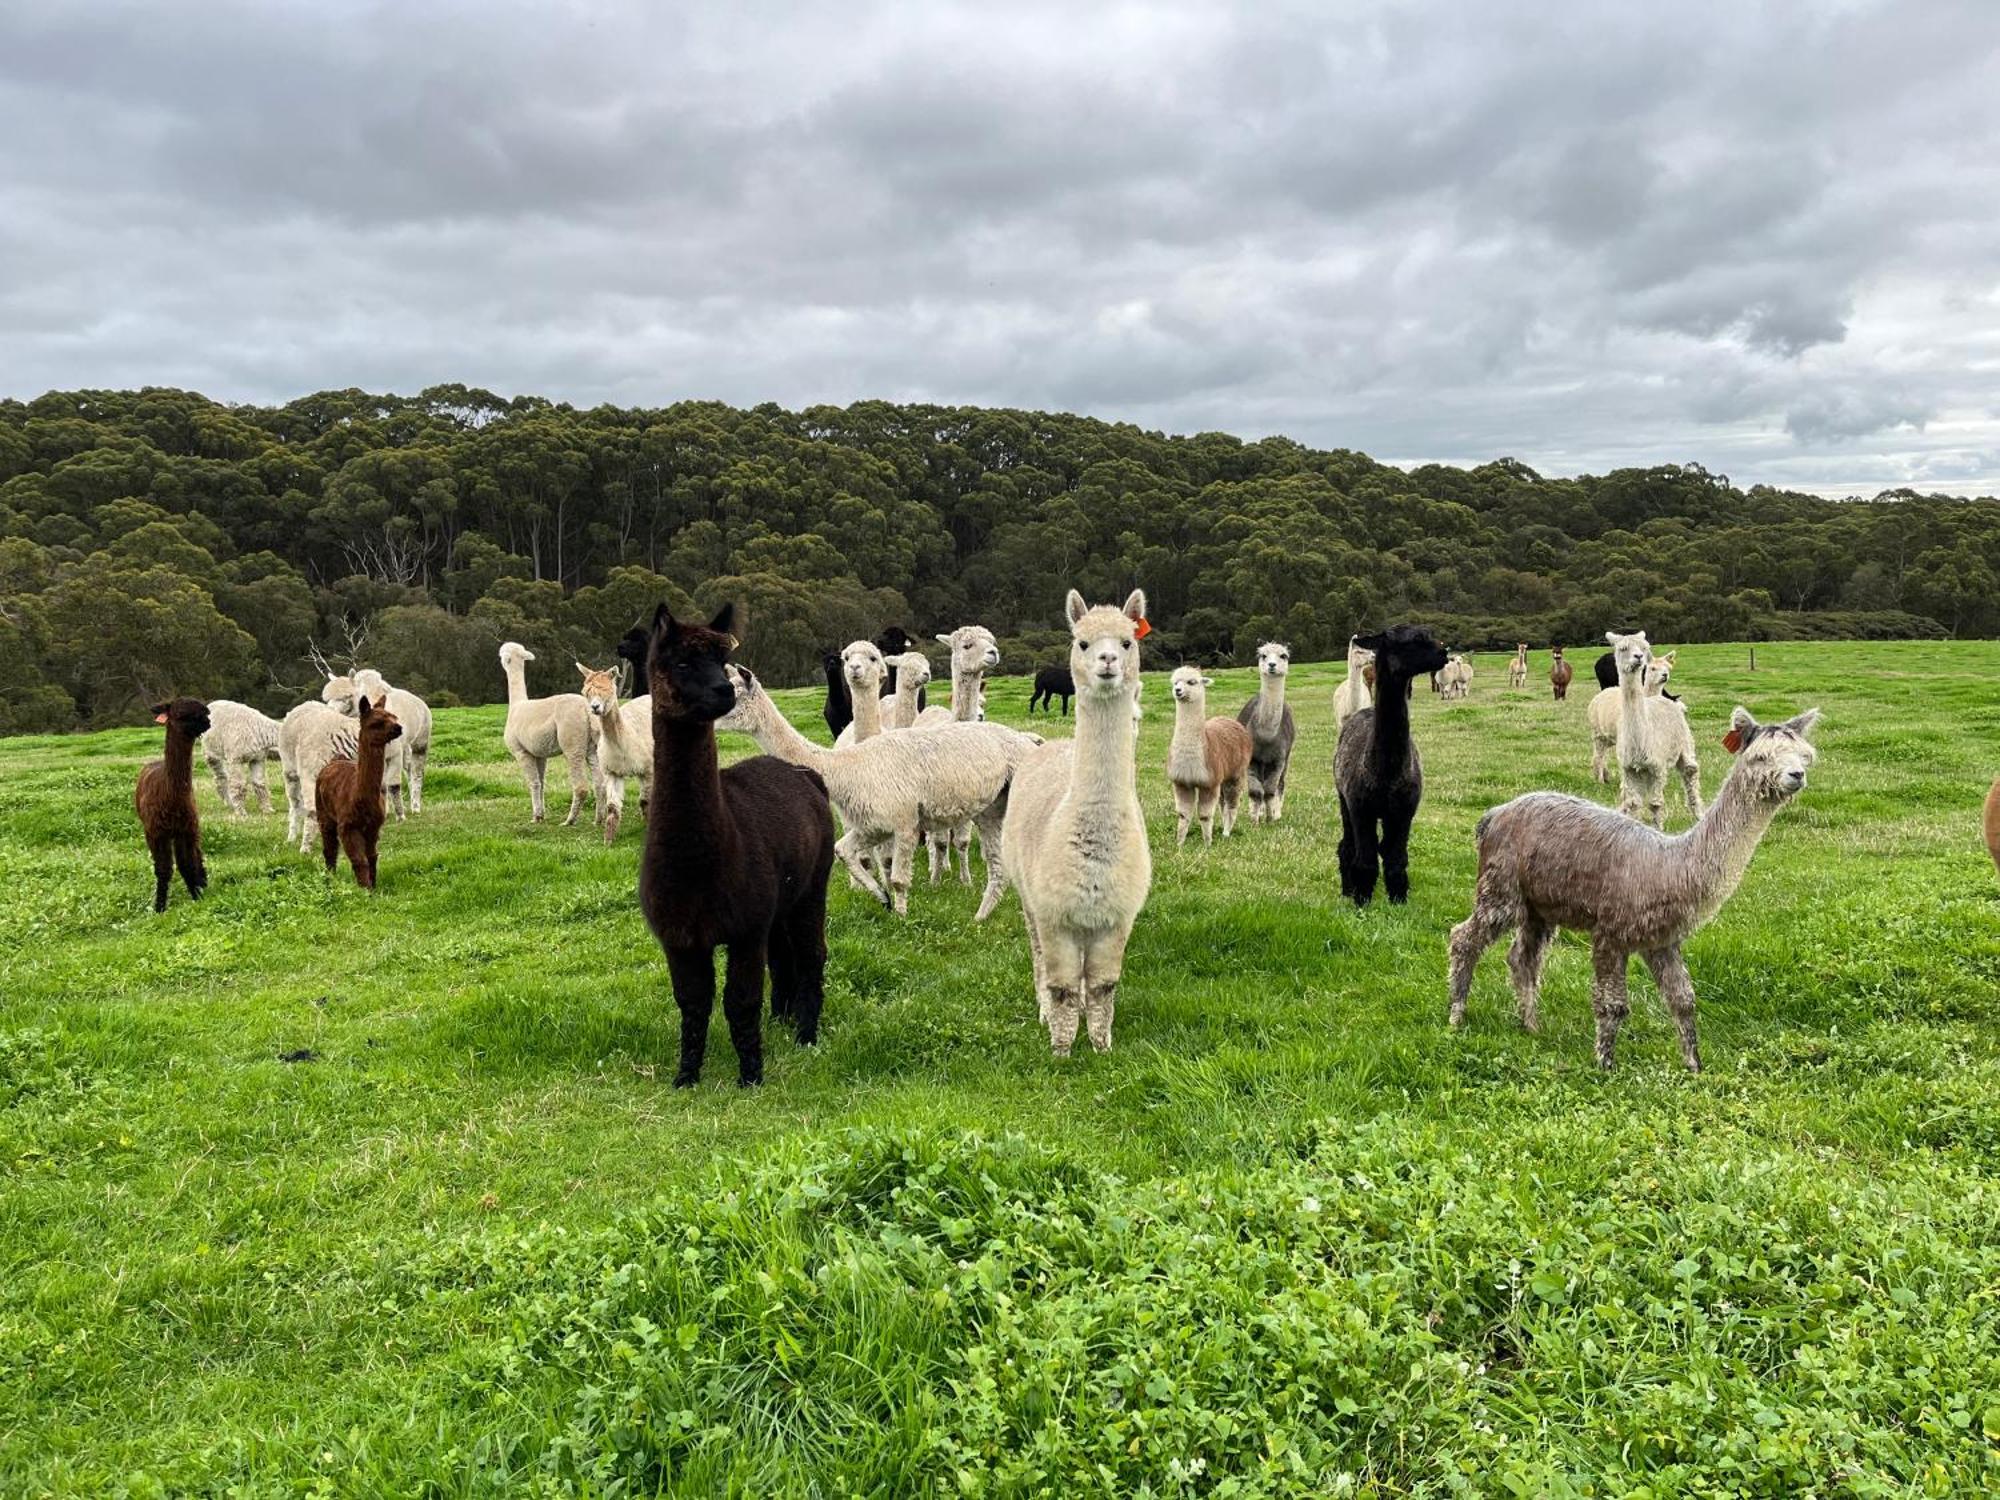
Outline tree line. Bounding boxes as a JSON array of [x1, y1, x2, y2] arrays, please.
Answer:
[[1, 384, 1994, 732]]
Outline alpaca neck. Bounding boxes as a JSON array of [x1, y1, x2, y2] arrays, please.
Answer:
[[737, 693, 832, 773], [596, 702, 629, 747], [649, 717, 736, 870], [1672, 766, 1783, 919], [162, 724, 197, 792], [890, 678, 923, 729], [848, 677, 884, 740], [951, 663, 982, 720], [1252, 672, 1286, 733], [503, 660, 529, 707], [1168, 693, 1209, 779], [1618, 668, 1649, 758], [1067, 686, 1140, 808], [1369, 670, 1414, 770], [354, 731, 389, 788], [1344, 655, 1366, 704]]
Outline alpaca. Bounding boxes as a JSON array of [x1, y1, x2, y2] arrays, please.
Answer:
[[200, 699, 282, 815], [578, 662, 653, 843], [1002, 589, 1152, 1057], [1167, 666, 1253, 845], [1448, 706, 1822, 1072], [1438, 653, 1473, 700], [499, 641, 601, 825], [820, 650, 852, 740], [1606, 631, 1702, 828], [316, 696, 403, 889], [1986, 777, 2000, 879], [1030, 663, 1074, 715], [352, 669, 433, 813], [1550, 647, 1574, 701], [1593, 650, 1620, 693], [1508, 644, 1528, 688], [883, 651, 932, 728], [640, 603, 836, 1088], [874, 624, 928, 713], [716, 668, 1039, 918], [135, 697, 211, 912], [1333, 637, 1375, 735], [830, 641, 891, 749], [1588, 650, 1675, 783], [916, 624, 1002, 881], [278, 700, 359, 853], [1235, 642, 1296, 823], [1335, 625, 1449, 906], [322, 673, 407, 820]]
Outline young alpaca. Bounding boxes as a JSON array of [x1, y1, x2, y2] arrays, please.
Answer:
[[1166, 665, 1253, 845], [499, 641, 601, 825], [1448, 706, 1821, 1072], [316, 696, 403, 890], [1332, 637, 1374, 735], [1550, 647, 1574, 701], [1002, 589, 1152, 1057], [578, 662, 653, 843], [351, 669, 433, 813], [323, 673, 408, 821], [1030, 663, 1074, 715], [640, 603, 836, 1088], [1334, 625, 1449, 906], [1508, 644, 1528, 688], [1606, 631, 1702, 828], [1588, 650, 1675, 783], [135, 697, 212, 912], [1236, 642, 1296, 823]]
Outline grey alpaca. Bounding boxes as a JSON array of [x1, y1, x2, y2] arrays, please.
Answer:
[[1446, 706, 1821, 1072], [1236, 641, 1297, 823], [1335, 625, 1449, 905]]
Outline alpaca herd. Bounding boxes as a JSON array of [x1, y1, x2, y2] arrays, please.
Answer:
[[132, 600, 1869, 1086]]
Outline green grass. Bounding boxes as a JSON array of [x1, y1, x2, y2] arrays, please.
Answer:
[[4, 640, 1998, 1496]]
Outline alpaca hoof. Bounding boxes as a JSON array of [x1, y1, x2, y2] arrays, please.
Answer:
[[737, 1075, 762, 1089], [1388, 892, 1407, 905], [1448, 1007, 1466, 1028], [672, 1072, 698, 1089]]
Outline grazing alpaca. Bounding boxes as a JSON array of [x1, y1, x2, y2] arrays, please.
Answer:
[[200, 700, 282, 815], [1236, 642, 1296, 823], [1508, 644, 1528, 688], [1606, 631, 1702, 828], [135, 697, 212, 912], [1002, 589, 1152, 1057], [1550, 647, 1574, 701], [1030, 663, 1074, 715], [1986, 777, 2000, 879], [1166, 666, 1253, 845], [578, 662, 653, 843], [1333, 637, 1375, 735], [641, 603, 836, 1088], [1335, 625, 1448, 906], [352, 669, 434, 813], [499, 641, 601, 825], [316, 696, 403, 889], [1448, 706, 1821, 1071], [1588, 651, 1674, 783], [820, 650, 853, 739]]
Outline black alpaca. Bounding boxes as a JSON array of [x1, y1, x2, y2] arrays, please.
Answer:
[[820, 650, 852, 738], [1593, 650, 1619, 692], [640, 602, 836, 1087], [1029, 663, 1074, 715], [1334, 625, 1448, 906], [135, 697, 212, 912]]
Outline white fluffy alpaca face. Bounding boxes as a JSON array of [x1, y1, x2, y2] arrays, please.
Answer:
[[1256, 643, 1290, 678], [1606, 630, 1652, 683], [1065, 588, 1145, 700], [1728, 707, 1820, 798], [840, 641, 886, 691], [1170, 664, 1211, 703], [936, 625, 1000, 679], [889, 651, 931, 689], [321, 675, 357, 715]]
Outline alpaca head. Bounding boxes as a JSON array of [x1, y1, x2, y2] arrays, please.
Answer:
[[887, 651, 932, 692], [577, 663, 621, 718], [1354, 624, 1447, 682], [1345, 636, 1375, 670], [1255, 642, 1291, 679], [151, 697, 211, 737], [1604, 630, 1652, 686], [1064, 588, 1146, 703], [874, 625, 915, 658], [1169, 664, 1212, 706], [352, 667, 390, 704], [935, 624, 1000, 681], [1643, 653, 1676, 695], [1724, 707, 1820, 800], [838, 639, 887, 695], [616, 629, 650, 683], [646, 602, 740, 724], [498, 642, 534, 678], [320, 674, 357, 716], [356, 695, 403, 747]]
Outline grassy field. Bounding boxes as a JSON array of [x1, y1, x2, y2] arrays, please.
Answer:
[[4, 639, 1999, 1496]]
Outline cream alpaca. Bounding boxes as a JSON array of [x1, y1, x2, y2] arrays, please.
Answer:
[[1508, 644, 1529, 688], [1606, 631, 1701, 828], [1447, 706, 1822, 1071], [1438, 653, 1473, 700], [918, 624, 1002, 880], [831, 641, 890, 748], [278, 699, 358, 852], [1166, 665, 1253, 845], [1333, 636, 1374, 734], [1588, 650, 1674, 783], [200, 700, 282, 815], [351, 668, 434, 813], [578, 662, 653, 843], [499, 642, 600, 825]]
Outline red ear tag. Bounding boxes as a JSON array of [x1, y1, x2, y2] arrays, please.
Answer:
[[1721, 729, 1743, 754], [154, 713, 169, 724], [1133, 617, 1152, 640]]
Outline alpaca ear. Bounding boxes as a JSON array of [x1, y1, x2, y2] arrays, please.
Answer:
[[1201, 675, 1215, 688], [1784, 707, 1822, 739], [576, 662, 591, 678], [358, 696, 373, 716], [1723, 705, 1756, 754], [1065, 589, 1089, 626], [652, 602, 678, 638], [935, 633, 952, 646], [708, 601, 737, 638], [1604, 630, 1620, 645], [1122, 588, 1147, 624]]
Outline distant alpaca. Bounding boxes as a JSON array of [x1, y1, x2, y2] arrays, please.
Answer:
[[1986, 777, 2000, 879], [1588, 650, 1675, 783], [1550, 647, 1574, 701], [499, 641, 601, 825], [1030, 663, 1074, 715], [1332, 637, 1374, 735], [640, 603, 836, 1088], [1002, 589, 1152, 1057], [1335, 625, 1449, 906], [1236, 642, 1296, 822], [352, 669, 433, 813], [1166, 666, 1254, 845], [135, 697, 211, 912], [200, 699, 282, 814], [1448, 706, 1822, 1071], [578, 661, 653, 843], [1508, 644, 1528, 688], [1438, 653, 1473, 700], [316, 696, 403, 889], [1606, 631, 1702, 828]]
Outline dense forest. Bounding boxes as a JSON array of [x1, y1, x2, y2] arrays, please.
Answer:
[[1, 384, 1994, 731]]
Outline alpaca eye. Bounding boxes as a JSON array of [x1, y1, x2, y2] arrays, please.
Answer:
[[1122, 641, 1131, 651]]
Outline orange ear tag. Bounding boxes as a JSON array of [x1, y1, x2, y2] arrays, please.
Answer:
[[1133, 617, 1152, 640], [1721, 729, 1743, 754], [154, 713, 169, 724]]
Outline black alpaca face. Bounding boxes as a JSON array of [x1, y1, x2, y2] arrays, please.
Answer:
[[615, 628, 650, 681], [1354, 625, 1448, 679], [648, 602, 739, 722], [874, 625, 914, 656], [152, 697, 211, 736]]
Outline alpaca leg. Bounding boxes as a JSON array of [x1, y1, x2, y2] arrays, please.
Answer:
[[1335, 792, 1358, 900], [886, 826, 918, 916], [519, 754, 546, 823], [1507, 917, 1554, 1033], [1173, 784, 1194, 847], [1591, 737, 1608, 784], [1219, 782, 1239, 838], [1081, 927, 1130, 1054], [297, 779, 319, 854], [319, 812, 340, 873], [953, 823, 973, 886], [209, 756, 243, 815], [1446, 898, 1512, 1027], [601, 775, 624, 845], [1380, 806, 1415, 904], [1041, 934, 1086, 1058], [1350, 819, 1381, 907], [149, 835, 174, 913], [666, 946, 716, 1088], [250, 758, 273, 814], [1646, 946, 1702, 1074], [927, 833, 944, 885], [1590, 943, 1632, 1071], [407, 746, 425, 814], [780, 884, 829, 1045], [835, 830, 891, 906], [972, 807, 1007, 922], [174, 829, 207, 899], [722, 938, 768, 1087], [284, 768, 303, 844], [561, 747, 588, 826], [341, 829, 372, 889], [1269, 764, 1286, 823], [1023, 906, 1051, 1022], [1679, 756, 1703, 822], [1197, 786, 1218, 845]]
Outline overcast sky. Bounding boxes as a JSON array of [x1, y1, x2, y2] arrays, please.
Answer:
[[3, 1, 1997, 496]]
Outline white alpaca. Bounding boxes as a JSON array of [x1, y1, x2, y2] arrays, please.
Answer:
[[351, 668, 434, 813], [831, 641, 891, 748], [200, 700, 282, 815], [1588, 649, 1675, 783], [1333, 636, 1375, 734], [578, 662, 652, 843], [882, 652, 932, 728], [322, 673, 409, 821], [717, 667, 1039, 918], [1605, 631, 1702, 829], [499, 642, 600, 825], [1438, 653, 1473, 700], [278, 700, 358, 852], [1002, 589, 1152, 1058], [917, 624, 1002, 880], [1507, 644, 1529, 688]]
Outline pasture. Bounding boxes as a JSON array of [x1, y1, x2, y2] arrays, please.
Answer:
[[4, 639, 1998, 1496]]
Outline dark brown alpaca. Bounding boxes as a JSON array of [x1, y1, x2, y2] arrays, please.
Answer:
[[135, 697, 212, 912], [639, 602, 836, 1088], [316, 696, 402, 889]]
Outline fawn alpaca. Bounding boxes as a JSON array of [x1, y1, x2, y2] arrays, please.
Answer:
[[135, 697, 212, 912], [1550, 646, 1574, 701], [316, 697, 403, 889]]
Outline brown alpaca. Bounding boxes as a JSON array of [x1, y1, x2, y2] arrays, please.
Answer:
[[135, 697, 212, 912], [316, 696, 402, 889], [1550, 646, 1574, 701], [1165, 666, 1254, 845], [1985, 776, 2000, 879]]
